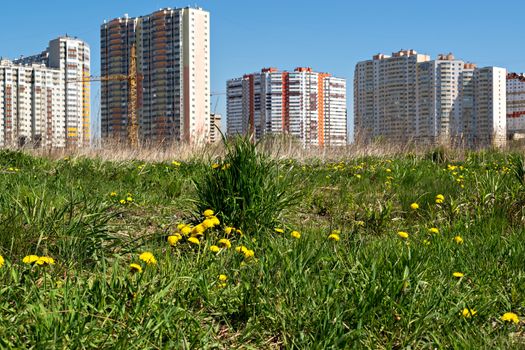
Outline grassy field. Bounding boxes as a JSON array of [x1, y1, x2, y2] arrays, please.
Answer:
[[0, 139, 525, 349]]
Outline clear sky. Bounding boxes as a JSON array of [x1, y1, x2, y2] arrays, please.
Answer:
[[1, 0, 524, 140]]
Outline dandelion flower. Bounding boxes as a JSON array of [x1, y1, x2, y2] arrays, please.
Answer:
[[0, 255, 4, 268], [192, 224, 206, 236], [461, 308, 477, 318], [244, 249, 255, 259], [236, 245, 248, 254], [291, 231, 301, 239], [36, 256, 55, 266], [386, 168, 392, 173], [410, 203, 419, 210], [209, 245, 220, 253], [202, 219, 215, 229], [397, 231, 409, 239], [172, 161, 181, 166], [453, 272, 464, 278], [218, 239, 232, 249], [119, 199, 126, 204], [188, 237, 201, 245], [110, 192, 117, 197], [23, 255, 39, 265], [501, 312, 520, 324], [436, 194, 445, 204], [355, 174, 362, 179], [429, 227, 439, 234], [126, 197, 133, 202], [210, 216, 220, 226], [130, 263, 142, 273], [224, 226, 234, 235], [167, 234, 182, 246], [355, 221, 365, 227], [139, 252, 157, 265], [177, 223, 186, 230], [236, 229, 243, 236], [328, 233, 340, 241], [181, 226, 192, 236], [274, 228, 285, 234], [203, 209, 214, 217], [211, 163, 220, 169], [454, 236, 464, 245], [218, 274, 228, 282]]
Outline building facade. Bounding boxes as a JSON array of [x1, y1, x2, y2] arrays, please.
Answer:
[[101, 7, 210, 145], [0, 59, 65, 148], [227, 67, 347, 147], [354, 50, 506, 148], [15, 36, 91, 147], [209, 113, 222, 143], [506, 73, 525, 139]]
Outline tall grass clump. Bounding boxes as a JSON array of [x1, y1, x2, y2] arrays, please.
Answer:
[[193, 136, 301, 234]]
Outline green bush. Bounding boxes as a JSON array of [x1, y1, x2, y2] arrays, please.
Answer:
[[193, 137, 301, 233]]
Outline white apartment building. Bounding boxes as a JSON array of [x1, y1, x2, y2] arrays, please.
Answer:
[[15, 36, 91, 147], [354, 49, 506, 148], [227, 67, 347, 147], [506, 73, 525, 138], [0, 59, 65, 147], [473, 67, 506, 147]]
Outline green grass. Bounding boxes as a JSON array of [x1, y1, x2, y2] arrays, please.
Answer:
[[0, 144, 525, 349]]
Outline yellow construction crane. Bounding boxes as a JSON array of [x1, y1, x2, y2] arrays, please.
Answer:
[[69, 44, 140, 147]]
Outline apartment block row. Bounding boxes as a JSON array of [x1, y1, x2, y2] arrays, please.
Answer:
[[506, 73, 525, 139], [101, 7, 210, 144], [354, 50, 506, 148], [0, 36, 90, 148], [227, 67, 347, 147]]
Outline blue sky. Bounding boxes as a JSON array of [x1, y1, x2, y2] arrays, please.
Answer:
[[1, 0, 524, 140]]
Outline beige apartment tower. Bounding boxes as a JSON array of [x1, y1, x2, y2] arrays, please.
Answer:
[[101, 7, 210, 144]]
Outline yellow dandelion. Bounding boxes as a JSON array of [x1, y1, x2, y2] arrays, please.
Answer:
[[218, 274, 228, 282], [130, 263, 143, 273], [461, 308, 477, 318], [291, 231, 301, 239], [410, 203, 419, 210], [222, 163, 231, 170], [0, 255, 4, 268], [181, 226, 192, 236], [192, 224, 206, 236], [211, 163, 220, 169], [177, 223, 186, 230], [203, 209, 214, 217], [202, 219, 215, 229], [274, 228, 285, 234], [454, 236, 464, 245], [218, 238, 232, 249], [243, 249, 255, 259], [36, 256, 55, 266], [209, 245, 220, 253], [139, 252, 157, 265], [167, 234, 182, 246], [126, 196, 133, 202], [386, 168, 392, 173], [453, 272, 464, 278], [224, 226, 234, 235], [110, 192, 117, 197], [328, 233, 340, 241], [210, 216, 220, 226], [429, 227, 439, 234], [119, 199, 126, 204], [236, 245, 248, 254], [23, 255, 39, 265], [501, 312, 520, 324], [397, 231, 409, 239], [355, 221, 365, 227], [355, 174, 362, 179], [436, 194, 445, 204], [172, 161, 181, 166], [188, 237, 201, 245], [236, 229, 243, 236]]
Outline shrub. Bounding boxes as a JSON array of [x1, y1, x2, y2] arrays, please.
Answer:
[[193, 136, 301, 234]]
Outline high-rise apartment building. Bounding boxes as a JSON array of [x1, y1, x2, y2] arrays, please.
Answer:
[[0, 59, 65, 148], [506, 73, 525, 139], [227, 67, 347, 147], [101, 7, 210, 144], [209, 113, 222, 143], [15, 36, 91, 147], [354, 50, 506, 148]]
